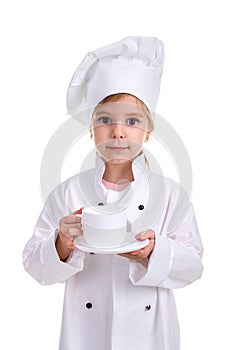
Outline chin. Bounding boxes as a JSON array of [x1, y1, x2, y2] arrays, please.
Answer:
[[98, 149, 142, 164], [105, 157, 131, 165]]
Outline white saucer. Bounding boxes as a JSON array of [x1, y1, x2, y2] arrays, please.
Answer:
[[75, 232, 150, 254]]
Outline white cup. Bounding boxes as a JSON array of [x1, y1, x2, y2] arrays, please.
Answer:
[[82, 204, 127, 247]]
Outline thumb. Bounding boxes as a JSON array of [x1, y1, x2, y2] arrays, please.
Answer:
[[135, 230, 148, 240], [135, 229, 155, 240]]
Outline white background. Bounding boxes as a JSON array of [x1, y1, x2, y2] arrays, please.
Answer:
[[1, 0, 232, 349]]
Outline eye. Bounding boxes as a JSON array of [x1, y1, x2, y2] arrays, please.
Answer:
[[126, 118, 139, 126], [99, 116, 112, 124]]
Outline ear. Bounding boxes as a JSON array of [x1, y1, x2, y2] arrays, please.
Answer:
[[90, 129, 94, 140], [144, 131, 151, 142]]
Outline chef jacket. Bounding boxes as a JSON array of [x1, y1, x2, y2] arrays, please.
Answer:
[[23, 152, 204, 350]]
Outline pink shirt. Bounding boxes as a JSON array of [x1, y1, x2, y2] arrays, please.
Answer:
[[102, 178, 130, 191]]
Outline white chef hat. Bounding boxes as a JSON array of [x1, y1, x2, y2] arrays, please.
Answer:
[[67, 36, 164, 123]]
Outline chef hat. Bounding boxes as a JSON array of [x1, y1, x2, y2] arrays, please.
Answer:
[[67, 36, 164, 123]]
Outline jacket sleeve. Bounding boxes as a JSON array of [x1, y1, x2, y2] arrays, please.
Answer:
[[129, 183, 204, 289], [22, 184, 85, 285]]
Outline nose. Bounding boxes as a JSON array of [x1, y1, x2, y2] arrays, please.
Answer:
[[111, 122, 126, 139]]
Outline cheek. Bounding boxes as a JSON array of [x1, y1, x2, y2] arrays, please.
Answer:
[[131, 128, 147, 142], [93, 128, 110, 146]]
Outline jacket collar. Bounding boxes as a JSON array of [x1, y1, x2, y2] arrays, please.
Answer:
[[95, 150, 150, 187]]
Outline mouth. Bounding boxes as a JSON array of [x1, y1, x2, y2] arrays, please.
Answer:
[[106, 146, 129, 152]]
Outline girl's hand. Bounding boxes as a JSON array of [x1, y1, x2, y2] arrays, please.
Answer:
[[56, 209, 83, 261], [118, 229, 156, 261]]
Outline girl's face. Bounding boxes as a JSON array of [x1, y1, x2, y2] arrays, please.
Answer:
[[91, 94, 151, 164]]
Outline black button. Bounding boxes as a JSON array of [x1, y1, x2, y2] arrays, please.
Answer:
[[86, 302, 92, 309], [98, 202, 104, 206], [90, 252, 95, 255], [145, 305, 151, 311], [138, 205, 144, 210]]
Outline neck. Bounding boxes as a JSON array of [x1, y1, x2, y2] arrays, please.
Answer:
[[103, 160, 134, 184]]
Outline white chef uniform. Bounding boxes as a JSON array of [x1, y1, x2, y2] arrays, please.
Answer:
[[23, 153, 203, 350]]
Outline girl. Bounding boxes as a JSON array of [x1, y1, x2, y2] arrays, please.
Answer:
[[23, 37, 204, 350]]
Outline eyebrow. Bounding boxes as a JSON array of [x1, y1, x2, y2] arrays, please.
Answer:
[[95, 111, 112, 116], [95, 111, 144, 118], [125, 113, 144, 118]]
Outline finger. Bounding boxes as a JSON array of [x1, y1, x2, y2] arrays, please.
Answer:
[[118, 252, 135, 259], [60, 222, 82, 231], [66, 238, 76, 249], [119, 239, 155, 260], [61, 215, 82, 225], [59, 227, 83, 239], [136, 240, 155, 258], [59, 225, 82, 238], [59, 233, 77, 249], [67, 240, 77, 249], [68, 227, 83, 237], [135, 229, 155, 241], [118, 252, 145, 261], [130, 249, 148, 258], [119, 248, 146, 258]]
